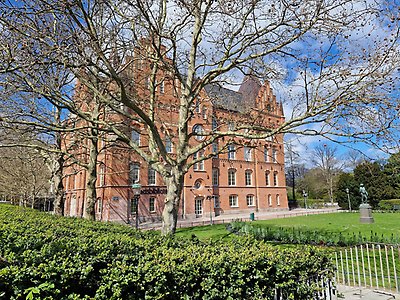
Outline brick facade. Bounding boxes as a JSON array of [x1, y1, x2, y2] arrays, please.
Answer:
[[63, 47, 288, 223]]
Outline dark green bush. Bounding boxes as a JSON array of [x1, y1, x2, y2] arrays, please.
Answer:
[[0, 204, 333, 299], [378, 199, 400, 210]]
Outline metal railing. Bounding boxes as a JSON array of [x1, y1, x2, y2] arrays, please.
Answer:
[[334, 243, 399, 295]]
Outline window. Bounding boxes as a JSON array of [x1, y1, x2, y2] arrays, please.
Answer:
[[212, 168, 219, 186], [276, 194, 280, 206], [272, 148, 277, 163], [228, 169, 236, 186], [268, 194, 272, 206], [97, 198, 102, 213], [228, 144, 236, 160], [229, 195, 238, 207], [202, 107, 207, 119], [132, 130, 140, 145], [165, 136, 173, 153], [265, 171, 270, 186], [192, 124, 205, 141], [264, 146, 269, 162], [193, 150, 204, 171], [228, 121, 235, 131], [129, 162, 140, 184], [245, 170, 252, 186], [99, 165, 105, 187], [131, 197, 138, 214], [212, 142, 218, 155], [246, 195, 254, 206], [149, 197, 156, 212], [148, 168, 156, 185], [159, 81, 165, 94], [244, 147, 252, 161], [195, 198, 203, 216], [213, 195, 220, 208], [195, 100, 201, 113], [273, 172, 278, 186], [212, 117, 218, 131]]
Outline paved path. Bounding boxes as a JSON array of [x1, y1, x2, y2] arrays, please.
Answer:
[[139, 207, 341, 229], [337, 285, 398, 299]]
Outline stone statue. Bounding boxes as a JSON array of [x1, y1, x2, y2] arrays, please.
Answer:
[[359, 183, 368, 204]]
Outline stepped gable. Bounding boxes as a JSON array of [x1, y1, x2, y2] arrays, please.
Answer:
[[204, 84, 245, 112], [238, 75, 262, 108]]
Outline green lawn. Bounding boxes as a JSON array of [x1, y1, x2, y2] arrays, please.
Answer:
[[176, 212, 400, 241]]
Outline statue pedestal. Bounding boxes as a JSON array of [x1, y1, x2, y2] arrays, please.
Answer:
[[359, 204, 374, 224]]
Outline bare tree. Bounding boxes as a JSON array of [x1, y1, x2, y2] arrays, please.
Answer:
[[310, 144, 343, 204], [1, 0, 399, 234]]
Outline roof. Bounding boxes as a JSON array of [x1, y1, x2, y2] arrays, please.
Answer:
[[204, 84, 245, 112], [204, 75, 262, 112]]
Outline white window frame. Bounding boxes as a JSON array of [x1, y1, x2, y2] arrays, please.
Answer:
[[268, 194, 272, 206], [228, 169, 236, 186], [193, 150, 204, 171], [229, 195, 238, 207], [272, 148, 277, 163], [276, 194, 280, 206], [244, 147, 252, 161], [246, 195, 255, 206], [212, 168, 219, 186], [228, 144, 236, 160], [195, 197, 203, 216], [99, 165, 105, 187], [245, 170, 252, 186], [129, 162, 140, 184], [264, 146, 269, 162]]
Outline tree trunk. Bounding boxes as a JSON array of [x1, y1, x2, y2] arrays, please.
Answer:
[[83, 136, 98, 220], [162, 173, 184, 235], [53, 107, 65, 216]]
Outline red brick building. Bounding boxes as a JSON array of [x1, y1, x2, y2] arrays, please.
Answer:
[[63, 50, 288, 223]]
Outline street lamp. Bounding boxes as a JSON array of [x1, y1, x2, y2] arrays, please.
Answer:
[[302, 190, 308, 210], [346, 188, 351, 212]]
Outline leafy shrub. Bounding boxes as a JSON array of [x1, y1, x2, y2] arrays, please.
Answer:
[[378, 199, 400, 211], [0, 204, 333, 299], [229, 221, 400, 246]]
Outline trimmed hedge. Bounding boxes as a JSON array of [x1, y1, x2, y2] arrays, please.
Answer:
[[0, 205, 333, 299]]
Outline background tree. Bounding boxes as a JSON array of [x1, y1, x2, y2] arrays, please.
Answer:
[[1, 0, 400, 234], [335, 172, 359, 210], [310, 144, 343, 204], [284, 140, 305, 202], [354, 161, 394, 208]]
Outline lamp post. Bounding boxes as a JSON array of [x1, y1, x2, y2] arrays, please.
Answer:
[[346, 188, 351, 212], [302, 190, 308, 211]]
